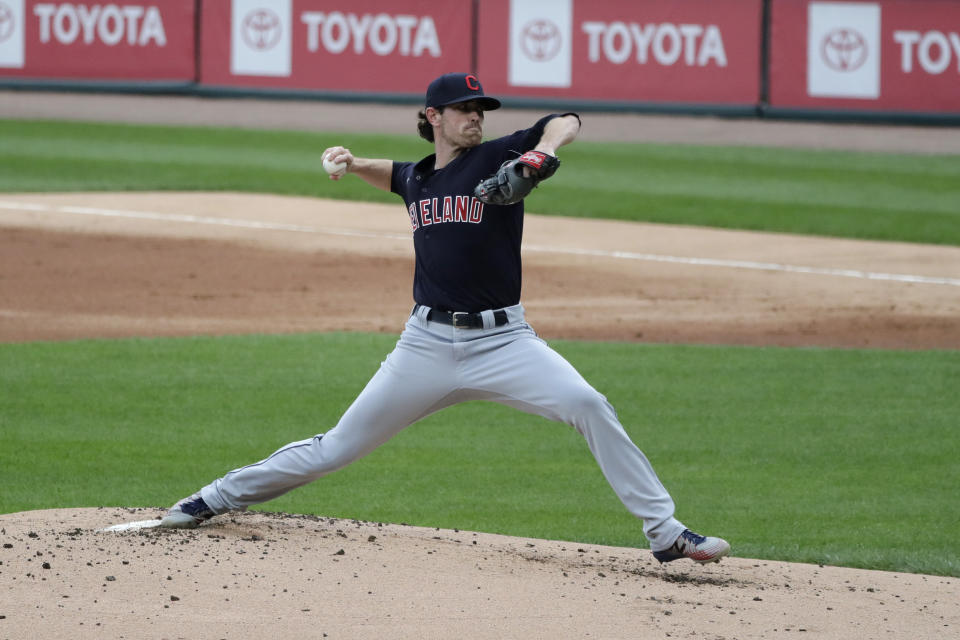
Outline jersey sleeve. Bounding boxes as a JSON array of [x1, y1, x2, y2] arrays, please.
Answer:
[[390, 161, 413, 196], [492, 112, 582, 161]]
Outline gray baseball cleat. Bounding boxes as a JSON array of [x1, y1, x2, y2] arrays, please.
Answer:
[[159, 492, 216, 529], [653, 529, 730, 564]]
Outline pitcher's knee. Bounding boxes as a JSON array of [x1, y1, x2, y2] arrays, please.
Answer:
[[306, 432, 378, 475], [560, 386, 616, 424]]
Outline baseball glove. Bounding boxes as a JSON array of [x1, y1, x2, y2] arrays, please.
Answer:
[[474, 150, 561, 205]]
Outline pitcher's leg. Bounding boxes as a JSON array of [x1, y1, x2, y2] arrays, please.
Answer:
[[464, 329, 685, 551], [200, 322, 460, 512]]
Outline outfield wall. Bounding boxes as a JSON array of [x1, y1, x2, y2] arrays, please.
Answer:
[[0, 0, 957, 123], [0, 0, 196, 85]]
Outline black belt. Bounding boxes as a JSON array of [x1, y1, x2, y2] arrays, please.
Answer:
[[416, 305, 509, 329]]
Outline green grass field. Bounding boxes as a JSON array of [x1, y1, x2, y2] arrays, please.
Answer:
[[1, 118, 958, 577], [1, 335, 957, 577], [2, 119, 959, 244]]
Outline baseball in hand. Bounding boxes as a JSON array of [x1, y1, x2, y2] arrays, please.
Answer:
[[323, 153, 347, 176]]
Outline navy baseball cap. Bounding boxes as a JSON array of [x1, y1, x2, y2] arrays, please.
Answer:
[[425, 73, 501, 111]]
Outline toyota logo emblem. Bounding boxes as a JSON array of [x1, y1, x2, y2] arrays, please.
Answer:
[[242, 8, 282, 51], [0, 2, 16, 44], [520, 19, 562, 62], [820, 28, 868, 72]]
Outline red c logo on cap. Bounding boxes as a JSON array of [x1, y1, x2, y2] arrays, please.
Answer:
[[465, 75, 480, 91]]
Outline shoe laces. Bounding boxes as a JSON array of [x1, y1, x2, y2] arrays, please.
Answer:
[[676, 529, 707, 550], [181, 495, 211, 517]]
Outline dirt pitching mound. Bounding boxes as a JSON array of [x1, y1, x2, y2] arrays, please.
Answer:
[[1, 508, 956, 639]]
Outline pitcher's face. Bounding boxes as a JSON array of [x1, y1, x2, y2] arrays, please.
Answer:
[[435, 100, 485, 149]]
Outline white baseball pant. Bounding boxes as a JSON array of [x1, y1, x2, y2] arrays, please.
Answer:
[[198, 304, 686, 551]]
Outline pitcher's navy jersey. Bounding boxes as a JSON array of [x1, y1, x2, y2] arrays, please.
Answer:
[[391, 114, 565, 312]]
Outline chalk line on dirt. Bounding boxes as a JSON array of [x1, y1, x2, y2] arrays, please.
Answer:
[[3, 199, 959, 287]]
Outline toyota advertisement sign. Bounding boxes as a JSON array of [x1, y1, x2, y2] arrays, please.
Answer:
[[0, 0, 196, 80], [771, 0, 960, 113], [0, 0, 957, 118], [199, 0, 470, 92], [206, 0, 761, 105], [480, 0, 762, 105]]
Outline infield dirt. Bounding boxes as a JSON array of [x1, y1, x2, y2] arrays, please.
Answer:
[[2, 508, 957, 640]]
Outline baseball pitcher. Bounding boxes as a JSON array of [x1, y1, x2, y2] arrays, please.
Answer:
[[160, 73, 730, 565]]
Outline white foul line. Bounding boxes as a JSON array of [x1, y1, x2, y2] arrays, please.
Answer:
[[0, 200, 409, 241], [3, 200, 959, 287], [523, 245, 960, 287]]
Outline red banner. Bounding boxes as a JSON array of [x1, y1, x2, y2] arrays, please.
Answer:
[[0, 1, 196, 80], [769, 0, 960, 113], [199, 0, 472, 93], [476, 0, 762, 105], [2, 0, 955, 118]]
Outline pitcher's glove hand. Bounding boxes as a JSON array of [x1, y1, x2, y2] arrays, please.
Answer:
[[474, 150, 561, 205]]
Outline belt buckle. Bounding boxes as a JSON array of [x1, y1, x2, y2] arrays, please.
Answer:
[[451, 312, 470, 328]]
